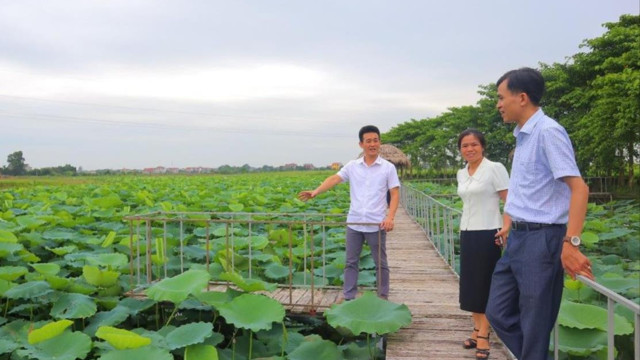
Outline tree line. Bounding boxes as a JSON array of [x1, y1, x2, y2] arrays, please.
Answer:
[[0, 151, 77, 177], [382, 14, 639, 187]]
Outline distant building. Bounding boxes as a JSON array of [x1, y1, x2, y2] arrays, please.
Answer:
[[331, 162, 342, 170], [303, 163, 315, 170]]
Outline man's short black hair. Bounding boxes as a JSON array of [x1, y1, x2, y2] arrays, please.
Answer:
[[359, 125, 380, 142], [497, 67, 545, 106]]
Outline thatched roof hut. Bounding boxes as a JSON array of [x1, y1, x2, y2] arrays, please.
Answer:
[[358, 144, 411, 176]]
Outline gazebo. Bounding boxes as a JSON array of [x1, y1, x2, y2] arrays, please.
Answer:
[[359, 144, 411, 178]]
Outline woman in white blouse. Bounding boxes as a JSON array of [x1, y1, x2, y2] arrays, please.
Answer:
[[457, 129, 510, 360]]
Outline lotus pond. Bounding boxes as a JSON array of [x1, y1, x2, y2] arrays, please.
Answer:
[[0, 172, 414, 360]]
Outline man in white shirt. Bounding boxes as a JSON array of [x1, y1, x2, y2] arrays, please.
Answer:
[[298, 125, 400, 300]]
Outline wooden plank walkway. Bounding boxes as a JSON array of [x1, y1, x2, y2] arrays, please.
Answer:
[[385, 206, 511, 360]]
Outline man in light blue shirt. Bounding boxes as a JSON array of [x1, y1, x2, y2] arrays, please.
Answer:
[[487, 68, 594, 360], [298, 125, 400, 300]]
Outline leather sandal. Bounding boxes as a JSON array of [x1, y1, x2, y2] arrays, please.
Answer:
[[475, 334, 490, 359], [462, 328, 479, 349]]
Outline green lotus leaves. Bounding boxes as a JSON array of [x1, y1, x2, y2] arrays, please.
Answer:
[[264, 263, 290, 280], [83, 265, 120, 287], [96, 326, 152, 349], [42, 228, 80, 241], [4, 280, 52, 299], [194, 289, 241, 308], [118, 298, 155, 316], [84, 306, 131, 336], [557, 301, 633, 335], [15, 215, 46, 230], [0, 266, 28, 281], [219, 271, 277, 292], [88, 194, 123, 209], [145, 269, 210, 304], [50, 293, 98, 319], [28, 319, 74, 344], [325, 291, 412, 335], [99, 346, 173, 360], [580, 231, 599, 248], [18, 330, 92, 360], [164, 322, 214, 350], [30, 263, 61, 276], [549, 326, 607, 356], [0, 279, 14, 296], [288, 336, 341, 360], [46, 245, 78, 256], [218, 293, 285, 332], [184, 344, 219, 360], [86, 253, 128, 269], [0, 229, 18, 243], [0, 242, 23, 257]]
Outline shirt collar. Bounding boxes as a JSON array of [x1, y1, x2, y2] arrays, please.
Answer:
[[513, 108, 544, 137], [357, 155, 382, 166]]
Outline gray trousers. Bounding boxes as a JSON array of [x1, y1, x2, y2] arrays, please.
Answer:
[[344, 227, 389, 299]]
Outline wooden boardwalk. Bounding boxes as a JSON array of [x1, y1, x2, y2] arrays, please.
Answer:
[[385, 206, 511, 360]]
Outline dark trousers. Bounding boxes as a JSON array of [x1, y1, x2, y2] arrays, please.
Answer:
[[344, 227, 388, 299], [486, 225, 566, 360]]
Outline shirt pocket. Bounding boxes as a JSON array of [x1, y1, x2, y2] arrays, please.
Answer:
[[513, 160, 537, 190]]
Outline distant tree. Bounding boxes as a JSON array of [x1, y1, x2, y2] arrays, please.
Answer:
[[4, 151, 27, 175]]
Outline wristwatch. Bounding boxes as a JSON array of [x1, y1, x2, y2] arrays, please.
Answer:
[[563, 236, 581, 247]]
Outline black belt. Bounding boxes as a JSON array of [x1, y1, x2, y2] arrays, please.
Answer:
[[512, 222, 563, 231]]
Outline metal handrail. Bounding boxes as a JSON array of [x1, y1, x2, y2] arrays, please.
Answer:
[[123, 211, 384, 312], [401, 183, 639, 360], [553, 275, 640, 360]]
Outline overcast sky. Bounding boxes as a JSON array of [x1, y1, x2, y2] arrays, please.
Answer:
[[1, 1, 637, 170]]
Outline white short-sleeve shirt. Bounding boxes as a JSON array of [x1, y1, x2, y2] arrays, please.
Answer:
[[457, 157, 510, 231], [337, 156, 401, 232]]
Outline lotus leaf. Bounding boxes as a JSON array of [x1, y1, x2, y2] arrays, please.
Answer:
[[0, 266, 28, 281], [581, 231, 599, 248], [67, 281, 97, 295], [28, 319, 74, 344], [0, 279, 14, 296], [87, 253, 128, 269], [96, 326, 152, 349], [597, 277, 639, 296], [549, 326, 607, 356], [15, 215, 46, 230], [288, 336, 341, 360], [219, 271, 277, 292], [46, 245, 77, 256], [83, 265, 120, 287], [118, 298, 155, 315], [557, 301, 633, 335], [145, 269, 210, 304], [218, 293, 285, 332], [99, 346, 173, 360], [30, 263, 61, 276], [88, 194, 123, 209], [84, 306, 131, 336], [0, 242, 23, 257], [185, 344, 219, 360], [0, 230, 18, 243], [4, 280, 52, 299], [18, 330, 91, 360], [264, 263, 290, 280], [50, 293, 97, 319], [42, 228, 80, 241], [165, 322, 213, 350], [194, 288, 241, 308], [325, 291, 412, 335], [0, 338, 19, 354]]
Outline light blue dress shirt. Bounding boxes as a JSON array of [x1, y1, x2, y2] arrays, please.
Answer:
[[504, 109, 581, 224]]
